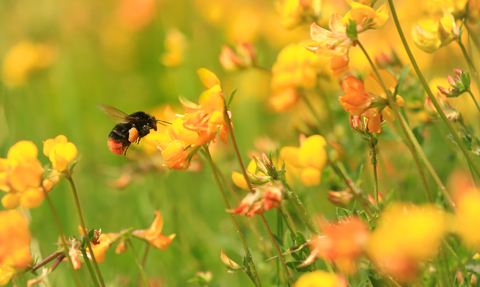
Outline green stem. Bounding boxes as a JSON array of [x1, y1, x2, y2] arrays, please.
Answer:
[[278, 207, 295, 236], [356, 40, 434, 203], [202, 147, 262, 287], [66, 174, 106, 287], [397, 113, 456, 209], [467, 90, 480, 115], [222, 107, 293, 284], [328, 161, 375, 219], [444, 239, 472, 287], [466, 24, 480, 54], [369, 138, 379, 207], [80, 248, 100, 287], [283, 185, 319, 234], [300, 92, 325, 136], [127, 239, 151, 287], [388, 0, 480, 179], [41, 188, 82, 287], [440, 243, 454, 287], [137, 244, 150, 287], [260, 214, 294, 285]]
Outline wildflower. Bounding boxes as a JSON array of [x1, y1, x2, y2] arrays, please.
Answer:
[[0, 265, 15, 286], [232, 160, 270, 190], [294, 270, 347, 287], [454, 189, 480, 247], [1, 141, 45, 209], [340, 70, 404, 133], [0, 210, 32, 271], [268, 87, 301, 112], [368, 203, 447, 283], [412, 9, 459, 53], [43, 135, 77, 173], [161, 28, 187, 67], [219, 42, 257, 71], [90, 233, 119, 263], [305, 2, 389, 75], [424, 94, 459, 122], [132, 210, 176, 250], [280, 134, 327, 186], [437, 69, 470, 97], [229, 183, 284, 216], [220, 250, 243, 271], [277, 0, 322, 29], [327, 189, 354, 207], [299, 217, 370, 274], [1, 41, 56, 87]]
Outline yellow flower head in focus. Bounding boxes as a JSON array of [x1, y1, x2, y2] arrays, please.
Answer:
[[43, 135, 77, 173], [0, 141, 45, 209], [295, 270, 347, 287], [0, 210, 32, 271], [454, 189, 480, 247], [368, 203, 447, 283], [412, 9, 458, 53], [277, 0, 322, 29], [161, 28, 188, 67], [280, 134, 327, 186], [132, 210, 176, 250]]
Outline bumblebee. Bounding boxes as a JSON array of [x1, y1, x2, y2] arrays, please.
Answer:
[[98, 105, 170, 155]]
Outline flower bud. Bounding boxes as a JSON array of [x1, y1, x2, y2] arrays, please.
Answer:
[[262, 184, 284, 210], [115, 240, 128, 254], [220, 250, 244, 272], [328, 189, 353, 207], [42, 169, 63, 192], [437, 69, 470, 98], [252, 155, 269, 175], [246, 170, 271, 185], [349, 115, 368, 135], [367, 192, 384, 205]]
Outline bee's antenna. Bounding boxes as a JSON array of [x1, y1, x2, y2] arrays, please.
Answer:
[[157, 119, 172, 126]]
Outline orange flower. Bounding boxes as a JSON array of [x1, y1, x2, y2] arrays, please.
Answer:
[[90, 233, 119, 263], [299, 217, 370, 274], [0, 141, 45, 209], [0, 210, 32, 271], [132, 210, 176, 250], [340, 70, 404, 133], [280, 134, 327, 186], [229, 183, 284, 217], [219, 42, 257, 71]]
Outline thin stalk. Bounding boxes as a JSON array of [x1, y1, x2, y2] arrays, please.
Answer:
[[50, 253, 66, 272], [136, 244, 150, 287], [388, 0, 480, 179], [127, 239, 151, 287], [222, 107, 293, 284], [80, 249, 100, 287], [283, 186, 319, 234], [369, 138, 379, 207], [466, 24, 480, 53], [444, 239, 472, 287], [398, 113, 456, 209], [467, 90, 480, 115], [42, 188, 82, 287], [66, 174, 106, 287], [356, 40, 433, 203], [202, 147, 262, 287], [328, 161, 375, 219], [260, 214, 294, 285], [31, 252, 62, 272], [278, 207, 296, 236], [300, 92, 325, 135], [440, 244, 454, 287]]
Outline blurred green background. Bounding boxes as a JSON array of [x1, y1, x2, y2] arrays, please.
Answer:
[[1, 0, 479, 286]]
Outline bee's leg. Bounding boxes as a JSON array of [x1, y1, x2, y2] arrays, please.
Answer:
[[123, 145, 130, 156]]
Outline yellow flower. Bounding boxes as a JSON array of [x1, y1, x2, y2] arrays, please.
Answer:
[[277, 0, 322, 29], [132, 210, 176, 250], [161, 28, 187, 67], [1, 41, 56, 88], [268, 87, 300, 112], [0, 265, 15, 286], [368, 203, 447, 283], [454, 189, 480, 247], [342, 2, 389, 29], [295, 270, 346, 287], [0, 210, 32, 270], [90, 233, 120, 263], [280, 135, 327, 186], [43, 135, 77, 172], [0, 141, 45, 209], [412, 9, 458, 53], [232, 160, 258, 190]]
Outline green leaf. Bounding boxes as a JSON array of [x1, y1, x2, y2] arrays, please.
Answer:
[[227, 88, 238, 108], [286, 261, 315, 272], [346, 20, 358, 39], [273, 234, 287, 251], [295, 232, 307, 246], [412, 124, 425, 145], [336, 207, 352, 220]]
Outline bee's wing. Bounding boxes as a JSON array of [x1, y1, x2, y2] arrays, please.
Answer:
[[97, 105, 135, 123]]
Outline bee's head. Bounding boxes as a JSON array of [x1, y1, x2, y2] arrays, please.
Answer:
[[149, 117, 158, 131]]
